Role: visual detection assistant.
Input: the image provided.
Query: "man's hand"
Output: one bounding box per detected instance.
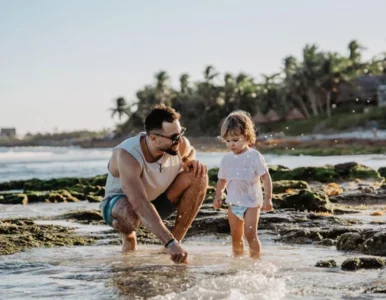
[182,160,207,177]
[213,197,223,209]
[262,199,273,212]
[167,243,188,264]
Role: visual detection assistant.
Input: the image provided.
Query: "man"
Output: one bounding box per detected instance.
[100,105,208,264]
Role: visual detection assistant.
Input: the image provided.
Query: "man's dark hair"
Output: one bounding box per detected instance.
[144,104,181,132]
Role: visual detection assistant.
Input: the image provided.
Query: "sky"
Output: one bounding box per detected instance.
[1,0,385,135]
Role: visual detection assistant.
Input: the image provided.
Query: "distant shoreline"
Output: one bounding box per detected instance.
[1,135,386,156]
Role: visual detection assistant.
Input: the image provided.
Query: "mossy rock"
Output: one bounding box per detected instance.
[86,194,103,202]
[268,165,290,174]
[280,190,332,212]
[208,168,219,186]
[378,167,386,178]
[336,232,365,252]
[315,259,337,268]
[24,178,84,191]
[341,257,386,271]
[0,180,26,191]
[25,191,49,203]
[0,219,95,255]
[0,193,28,205]
[0,174,108,193]
[362,231,386,256]
[271,166,339,183]
[278,229,323,244]
[335,162,381,180]
[272,180,310,194]
[56,210,103,223]
[89,174,107,186]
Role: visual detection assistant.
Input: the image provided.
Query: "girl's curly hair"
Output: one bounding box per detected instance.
[220,110,256,144]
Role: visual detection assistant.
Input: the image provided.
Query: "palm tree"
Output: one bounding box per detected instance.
[348,40,364,65]
[179,73,190,96]
[302,44,324,116]
[110,97,128,121]
[154,70,171,104]
[203,65,219,84]
[223,73,236,112]
[320,52,348,117]
[256,73,281,114]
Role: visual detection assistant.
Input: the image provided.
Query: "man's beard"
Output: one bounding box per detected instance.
[159,144,178,156]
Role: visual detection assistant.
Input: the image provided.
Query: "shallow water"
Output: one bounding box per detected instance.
[1,146,386,299]
[1,233,385,300]
[1,146,385,182]
[1,201,386,299]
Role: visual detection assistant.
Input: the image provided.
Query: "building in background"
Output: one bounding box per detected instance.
[0,128,17,138]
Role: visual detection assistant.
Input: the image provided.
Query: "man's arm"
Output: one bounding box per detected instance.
[180,137,196,162]
[179,137,207,177]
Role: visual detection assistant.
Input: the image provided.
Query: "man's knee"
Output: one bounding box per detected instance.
[111,199,140,232]
[188,172,208,191]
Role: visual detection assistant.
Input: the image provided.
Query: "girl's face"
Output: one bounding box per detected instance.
[224,134,249,154]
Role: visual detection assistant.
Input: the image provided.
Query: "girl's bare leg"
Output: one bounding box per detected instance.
[228,207,244,256]
[244,207,261,258]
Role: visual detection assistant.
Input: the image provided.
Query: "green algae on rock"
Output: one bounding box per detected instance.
[341,257,386,271]
[279,190,332,212]
[315,259,337,268]
[272,180,310,194]
[0,218,96,255]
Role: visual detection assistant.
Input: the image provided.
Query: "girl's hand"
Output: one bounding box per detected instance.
[262,199,273,211]
[213,198,223,209]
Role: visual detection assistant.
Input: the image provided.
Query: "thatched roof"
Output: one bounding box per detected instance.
[265,109,281,122]
[285,108,305,121]
[337,75,386,103]
[252,111,269,124]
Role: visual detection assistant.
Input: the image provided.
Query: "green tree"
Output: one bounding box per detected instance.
[110,97,128,121]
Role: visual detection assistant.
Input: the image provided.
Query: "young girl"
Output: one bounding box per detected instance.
[213,111,273,258]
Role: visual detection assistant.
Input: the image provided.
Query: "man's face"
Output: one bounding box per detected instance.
[152,121,185,156]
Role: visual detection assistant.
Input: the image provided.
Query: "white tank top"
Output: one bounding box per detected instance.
[104,132,182,201]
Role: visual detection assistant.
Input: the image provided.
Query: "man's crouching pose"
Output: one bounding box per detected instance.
[100,105,208,264]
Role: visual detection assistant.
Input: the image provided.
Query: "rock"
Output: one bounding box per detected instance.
[336,232,365,252]
[317,239,336,246]
[362,231,386,256]
[189,215,230,235]
[341,257,386,271]
[0,180,26,191]
[323,227,359,239]
[270,166,339,183]
[377,167,386,178]
[365,287,386,294]
[330,193,386,204]
[335,162,381,180]
[268,165,290,177]
[280,190,332,212]
[54,210,103,224]
[272,180,310,194]
[86,195,103,202]
[315,259,337,268]
[207,168,219,186]
[0,218,95,255]
[277,229,323,244]
[0,193,28,205]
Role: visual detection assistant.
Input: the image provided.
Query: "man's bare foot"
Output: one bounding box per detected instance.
[121,232,137,252]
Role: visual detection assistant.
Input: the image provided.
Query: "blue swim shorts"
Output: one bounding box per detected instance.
[231,205,248,221]
[100,193,177,227]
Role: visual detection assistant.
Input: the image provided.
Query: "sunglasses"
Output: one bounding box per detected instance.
[151,127,186,144]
